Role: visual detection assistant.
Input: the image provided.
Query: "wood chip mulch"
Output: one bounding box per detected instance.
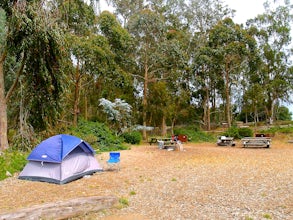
[0,138,292,220]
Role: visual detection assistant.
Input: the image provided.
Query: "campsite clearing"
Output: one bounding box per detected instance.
[0,137,292,219]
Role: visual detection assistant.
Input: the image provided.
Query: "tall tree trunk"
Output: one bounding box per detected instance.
[73,61,81,127]
[206,86,211,131]
[224,67,231,127]
[161,116,167,137]
[203,94,207,130]
[142,61,148,140]
[254,105,257,125]
[84,95,88,120]
[171,118,175,135]
[0,55,9,150]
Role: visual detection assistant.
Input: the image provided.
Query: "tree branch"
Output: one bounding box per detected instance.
[0,50,7,63]
[6,53,26,101]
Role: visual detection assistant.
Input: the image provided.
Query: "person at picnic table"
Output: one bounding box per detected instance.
[172,135,178,142]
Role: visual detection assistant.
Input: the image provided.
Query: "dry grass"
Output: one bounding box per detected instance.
[0,136,292,219]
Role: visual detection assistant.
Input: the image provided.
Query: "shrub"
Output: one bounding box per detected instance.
[222,126,240,139]
[0,150,27,180]
[238,127,253,137]
[222,126,253,139]
[69,120,128,152]
[121,131,142,144]
[174,126,216,142]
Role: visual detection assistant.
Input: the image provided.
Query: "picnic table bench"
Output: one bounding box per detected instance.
[241,137,271,148]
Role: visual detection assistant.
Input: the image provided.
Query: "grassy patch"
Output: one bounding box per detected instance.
[0,150,27,180]
[118,197,129,208]
[263,213,272,219]
[129,191,136,196]
[174,126,216,142]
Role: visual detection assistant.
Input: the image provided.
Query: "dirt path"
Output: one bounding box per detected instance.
[0,139,292,219]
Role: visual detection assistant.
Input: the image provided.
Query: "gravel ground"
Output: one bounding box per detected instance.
[0,137,292,220]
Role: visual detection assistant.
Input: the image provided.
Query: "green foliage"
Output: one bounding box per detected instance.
[263,213,272,219]
[0,8,6,48]
[277,106,292,121]
[174,126,216,142]
[118,197,129,208]
[238,127,254,137]
[121,131,142,144]
[222,126,253,139]
[69,120,128,152]
[3,1,65,131]
[0,150,27,180]
[129,191,136,196]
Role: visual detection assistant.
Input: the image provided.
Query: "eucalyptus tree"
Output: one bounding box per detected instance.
[0,0,64,150]
[126,9,167,139]
[57,0,100,126]
[188,0,232,130]
[127,6,189,138]
[246,0,293,123]
[105,0,144,26]
[207,18,257,127]
[57,1,133,126]
[97,11,135,103]
[242,84,266,124]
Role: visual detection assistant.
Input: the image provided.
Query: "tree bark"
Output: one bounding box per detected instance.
[0,53,9,151]
[73,61,81,127]
[204,85,211,131]
[224,64,231,128]
[161,115,167,137]
[142,61,148,140]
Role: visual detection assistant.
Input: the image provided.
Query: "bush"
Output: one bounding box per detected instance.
[69,120,129,152]
[174,126,216,142]
[0,150,27,180]
[222,126,253,139]
[238,127,253,137]
[222,126,240,139]
[121,131,142,144]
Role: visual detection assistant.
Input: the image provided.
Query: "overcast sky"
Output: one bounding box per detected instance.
[99,0,267,23]
[224,0,266,24]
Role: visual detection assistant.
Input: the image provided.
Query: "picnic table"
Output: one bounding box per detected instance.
[157,138,180,150]
[217,136,235,146]
[241,137,271,148]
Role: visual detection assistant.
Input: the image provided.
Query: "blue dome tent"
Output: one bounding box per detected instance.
[19,134,102,184]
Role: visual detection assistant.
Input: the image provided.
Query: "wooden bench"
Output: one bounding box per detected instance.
[241,137,271,148]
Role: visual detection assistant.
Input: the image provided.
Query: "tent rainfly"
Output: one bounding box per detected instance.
[19,134,102,184]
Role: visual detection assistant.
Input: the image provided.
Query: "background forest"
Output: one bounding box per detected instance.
[0,0,292,152]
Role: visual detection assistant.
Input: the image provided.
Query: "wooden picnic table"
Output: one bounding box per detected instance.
[217,136,235,146]
[241,137,271,148]
[157,138,177,150]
